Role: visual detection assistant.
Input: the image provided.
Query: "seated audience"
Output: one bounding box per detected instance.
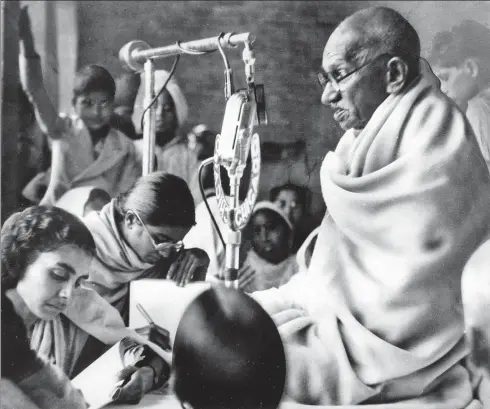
[429,20,490,173]
[238,201,298,293]
[1,206,170,404]
[248,6,490,407]
[18,7,140,205]
[55,186,111,219]
[269,183,315,252]
[132,70,201,202]
[81,171,209,323]
[172,286,285,409]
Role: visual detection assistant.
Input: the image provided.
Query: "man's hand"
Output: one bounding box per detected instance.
[166,248,210,286]
[112,365,154,404]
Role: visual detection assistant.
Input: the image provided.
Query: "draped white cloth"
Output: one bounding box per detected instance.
[252,61,490,407]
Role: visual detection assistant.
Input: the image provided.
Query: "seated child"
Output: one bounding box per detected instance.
[269,183,316,252]
[19,7,140,205]
[55,186,111,219]
[238,201,299,292]
[172,285,286,409]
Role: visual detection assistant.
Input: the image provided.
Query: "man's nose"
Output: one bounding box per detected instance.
[94,104,103,116]
[321,83,340,105]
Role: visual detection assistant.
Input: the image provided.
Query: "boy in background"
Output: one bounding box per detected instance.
[19,7,141,205]
[429,20,490,173]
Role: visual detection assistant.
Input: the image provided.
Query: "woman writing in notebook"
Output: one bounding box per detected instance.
[81,171,210,325]
[1,206,169,408]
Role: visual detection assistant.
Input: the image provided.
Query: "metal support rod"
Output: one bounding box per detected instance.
[142,59,156,176]
[224,174,242,289]
[130,32,253,64]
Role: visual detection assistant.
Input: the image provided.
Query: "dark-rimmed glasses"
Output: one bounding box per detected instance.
[317,53,392,93]
[130,209,184,254]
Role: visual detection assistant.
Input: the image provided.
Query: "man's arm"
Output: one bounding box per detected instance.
[19,7,64,140]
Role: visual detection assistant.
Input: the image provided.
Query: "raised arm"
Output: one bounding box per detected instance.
[18,7,64,140]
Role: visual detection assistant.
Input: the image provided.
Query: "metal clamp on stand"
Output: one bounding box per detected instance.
[119,33,266,289]
[214,39,265,289]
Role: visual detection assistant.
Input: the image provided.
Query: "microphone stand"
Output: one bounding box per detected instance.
[119,33,266,289]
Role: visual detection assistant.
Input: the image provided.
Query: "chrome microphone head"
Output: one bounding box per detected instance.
[119,40,151,72]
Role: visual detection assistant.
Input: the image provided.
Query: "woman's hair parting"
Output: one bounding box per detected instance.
[115,171,196,228]
[1,206,96,290]
[172,286,286,409]
[72,64,116,101]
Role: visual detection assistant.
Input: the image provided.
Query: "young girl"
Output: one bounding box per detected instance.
[238,202,299,292]
[1,206,168,406]
[132,70,201,203]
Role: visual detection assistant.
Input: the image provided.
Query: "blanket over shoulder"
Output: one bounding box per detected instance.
[252,61,490,407]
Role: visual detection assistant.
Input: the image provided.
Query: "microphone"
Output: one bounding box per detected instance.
[214,91,262,288]
[119,33,255,72]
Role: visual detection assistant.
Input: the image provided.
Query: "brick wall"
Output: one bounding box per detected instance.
[76,1,490,217]
[76,1,360,216]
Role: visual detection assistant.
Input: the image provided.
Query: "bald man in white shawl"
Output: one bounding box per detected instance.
[251,7,490,409]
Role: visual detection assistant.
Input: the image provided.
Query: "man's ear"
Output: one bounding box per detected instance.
[463,58,479,78]
[385,57,409,94]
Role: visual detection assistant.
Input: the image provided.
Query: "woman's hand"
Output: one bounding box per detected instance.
[167,248,210,286]
[135,324,171,351]
[112,365,154,404]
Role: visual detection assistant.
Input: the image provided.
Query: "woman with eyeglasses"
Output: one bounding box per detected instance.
[81,171,209,324]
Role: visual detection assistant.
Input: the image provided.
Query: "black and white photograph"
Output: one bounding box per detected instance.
[1,1,490,408]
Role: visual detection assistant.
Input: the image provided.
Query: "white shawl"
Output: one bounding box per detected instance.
[253,61,490,407]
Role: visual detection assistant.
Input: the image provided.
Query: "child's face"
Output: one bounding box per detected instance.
[74,90,114,131]
[432,63,479,107]
[250,210,290,264]
[274,189,304,226]
[155,89,178,144]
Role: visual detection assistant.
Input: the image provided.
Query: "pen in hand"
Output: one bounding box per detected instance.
[135,303,171,351]
[110,375,132,401]
[136,303,155,325]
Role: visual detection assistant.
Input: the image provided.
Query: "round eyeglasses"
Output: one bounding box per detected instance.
[130,209,184,253]
[317,53,393,93]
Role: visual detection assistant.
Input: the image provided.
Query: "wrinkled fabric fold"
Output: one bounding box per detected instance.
[252,60,490,407]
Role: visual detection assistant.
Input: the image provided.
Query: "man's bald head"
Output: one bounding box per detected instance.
[330,7,420,73]
[321,7,421,130]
